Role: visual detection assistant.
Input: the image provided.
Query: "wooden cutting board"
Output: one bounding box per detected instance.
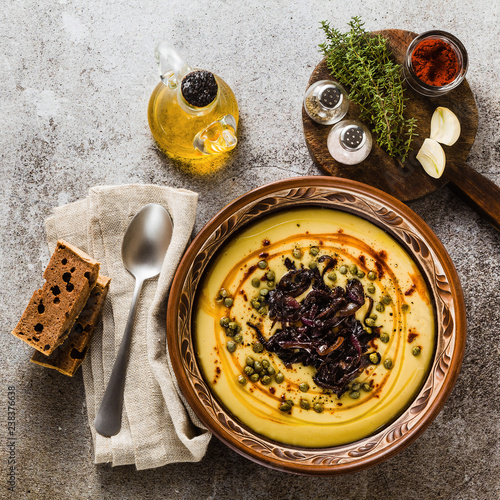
[303,29,500,231]
[303,29,479,201]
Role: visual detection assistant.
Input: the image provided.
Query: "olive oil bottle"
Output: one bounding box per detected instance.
[148,42,239,164]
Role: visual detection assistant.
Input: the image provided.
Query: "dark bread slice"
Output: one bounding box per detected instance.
[11,240,100,355]
[31,275,110,376]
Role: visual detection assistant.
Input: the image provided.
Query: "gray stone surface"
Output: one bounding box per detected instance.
[1,0,499,498]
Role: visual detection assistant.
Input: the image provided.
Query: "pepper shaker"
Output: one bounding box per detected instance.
[327,120,372,165]
[303,80,349,125]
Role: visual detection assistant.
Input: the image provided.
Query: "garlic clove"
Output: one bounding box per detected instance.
[416,138,446,178]
[430,107,461,146]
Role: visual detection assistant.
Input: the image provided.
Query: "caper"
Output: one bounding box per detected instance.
[275,372,284,384]
[260,369,268,377]
[253,361,263,373]
[339,265,348,275]
[220,316,230,327]
[219,288,228,298]
[224,297,233,307]
[262,359,270,369]
[299,382,309,393]
[357,271,365,279]
[367,285,376,294]
[244,366,254,376]
[266,270,275,281]
[279,402,292,412]
[252,341,264,353]
[402,304,410,312]
[308,261,317,270]
[365,327,373,334]
[300,399,311,410]
[310,246,319,256]
[267,366,276,376]
[267,281,275,289]
[251,298,261,309]
[237,375,247,386]
[365,317,375,327]
[259,288,269,297]
[258,306,268,316]
[382,295,392,305]
[350,391,360,399]
[384,358,393,370]
[351,382,361,391]
[349,264,358,274]
[362,383,372,392]
[412,346,421,356]
[251,277,260,288]
[261,375,272,385]
[313,403,324,413]
[292,248,303,259]
[226,341,236,353]
[258,260,267,269]
[327,272,337,282]
[375,302,385,313]
[380,332,390,343]
[250,373,260,382]
[369,313,378,320]
[246,356,254,366]
[369,352,381,364]
[234,333,243,343]
[367,271,377,281]
[228,321,238,330]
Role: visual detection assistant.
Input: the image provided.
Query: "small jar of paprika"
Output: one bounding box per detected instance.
[403,30,468,97]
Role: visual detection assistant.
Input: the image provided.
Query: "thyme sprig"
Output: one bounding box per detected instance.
[319,17,417,162]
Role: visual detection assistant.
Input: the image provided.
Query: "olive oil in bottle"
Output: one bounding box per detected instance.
[147,42,239,165]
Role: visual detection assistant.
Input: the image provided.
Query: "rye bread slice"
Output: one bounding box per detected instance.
[11,240,100,355]
[31,275,110,376]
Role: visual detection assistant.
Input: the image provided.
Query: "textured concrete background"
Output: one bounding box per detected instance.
[1,0,499,498]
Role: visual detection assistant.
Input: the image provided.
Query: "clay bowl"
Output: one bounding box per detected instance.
[166,176,466,475]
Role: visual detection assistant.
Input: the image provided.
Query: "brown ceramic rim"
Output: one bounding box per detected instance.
[166,176,466,475]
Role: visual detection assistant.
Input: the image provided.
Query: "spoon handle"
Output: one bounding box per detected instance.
[95,278,144,437]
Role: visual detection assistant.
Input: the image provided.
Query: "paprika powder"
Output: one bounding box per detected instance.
[411,38,459,86]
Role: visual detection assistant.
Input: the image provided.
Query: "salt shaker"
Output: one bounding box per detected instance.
[303,80,349,125]
[327,120,372,165]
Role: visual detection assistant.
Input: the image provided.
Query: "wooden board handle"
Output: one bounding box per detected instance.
[446,163,500,232]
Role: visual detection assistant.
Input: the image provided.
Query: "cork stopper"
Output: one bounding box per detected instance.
[181,70,218,108]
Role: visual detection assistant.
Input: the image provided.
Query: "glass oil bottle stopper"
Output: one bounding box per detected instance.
[303,80,349,125]
[327,120,373,165]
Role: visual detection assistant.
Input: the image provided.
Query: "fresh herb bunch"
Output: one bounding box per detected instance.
[319,17,417,162]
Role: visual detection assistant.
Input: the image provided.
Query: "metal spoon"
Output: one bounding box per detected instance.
[95,203,173,437]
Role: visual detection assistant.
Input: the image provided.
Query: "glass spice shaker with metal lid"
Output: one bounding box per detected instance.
[303,80,349,125]
[148,41,239,162]
[327,120,372,165]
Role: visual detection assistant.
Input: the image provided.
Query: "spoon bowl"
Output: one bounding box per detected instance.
[95,203,173,437]
[122,204,174,279]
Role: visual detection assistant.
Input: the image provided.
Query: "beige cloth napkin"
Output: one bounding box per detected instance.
[45,184,211,470]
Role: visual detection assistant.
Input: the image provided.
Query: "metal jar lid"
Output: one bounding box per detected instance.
[319,86,342,109]
[339,124,367,151]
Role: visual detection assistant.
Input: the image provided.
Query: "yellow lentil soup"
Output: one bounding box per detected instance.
[194,208,435,447]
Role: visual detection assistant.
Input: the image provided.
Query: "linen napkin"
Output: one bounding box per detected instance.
[44,184,211,470]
